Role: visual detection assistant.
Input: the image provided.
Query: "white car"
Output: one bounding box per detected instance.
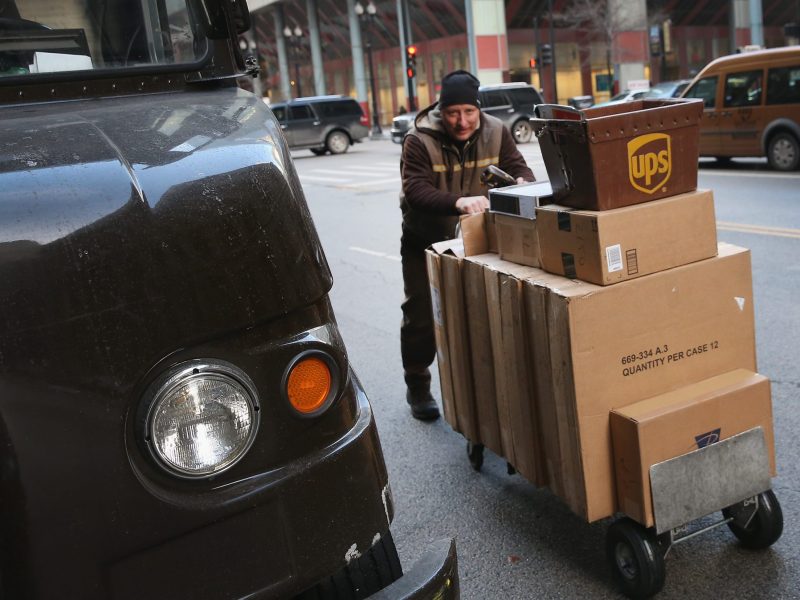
[594,88,650,107]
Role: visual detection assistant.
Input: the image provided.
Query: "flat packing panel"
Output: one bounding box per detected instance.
[650,427,771,534]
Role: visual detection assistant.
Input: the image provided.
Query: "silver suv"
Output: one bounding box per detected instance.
[271,95,369,155]
[391,82,544,144]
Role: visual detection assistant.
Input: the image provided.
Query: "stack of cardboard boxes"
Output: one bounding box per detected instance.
[426,99,776,528]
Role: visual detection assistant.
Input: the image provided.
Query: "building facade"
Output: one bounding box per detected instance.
[247,0,799,124]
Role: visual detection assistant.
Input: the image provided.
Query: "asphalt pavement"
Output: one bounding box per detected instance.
[292,137,800,599]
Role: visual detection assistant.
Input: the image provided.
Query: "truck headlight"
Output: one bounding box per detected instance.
[143,361,260,478]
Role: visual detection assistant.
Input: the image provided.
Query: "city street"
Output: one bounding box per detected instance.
[292,138,800,599]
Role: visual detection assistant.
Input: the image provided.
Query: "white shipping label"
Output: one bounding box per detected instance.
[606,244,623,273]
[430,285,443,327]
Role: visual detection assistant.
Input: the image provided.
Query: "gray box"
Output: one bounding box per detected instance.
[489,181,553,219]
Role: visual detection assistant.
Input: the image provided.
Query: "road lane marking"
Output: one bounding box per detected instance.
[343,177,401,188]
[301,174,350,183]
[701,170,800,179]
[717,221,800,239]
[312,167,397,175]
[350,246,401,261]
[347,221,799,269]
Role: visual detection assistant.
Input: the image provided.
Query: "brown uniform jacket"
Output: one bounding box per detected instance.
[400,104,534,243]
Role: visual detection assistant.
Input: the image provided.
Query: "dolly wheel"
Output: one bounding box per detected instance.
[606,518,666,599]
[466,441,484,471]
[723,489,784,550]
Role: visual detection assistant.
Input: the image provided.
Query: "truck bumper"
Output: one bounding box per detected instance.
[368,538,459,600]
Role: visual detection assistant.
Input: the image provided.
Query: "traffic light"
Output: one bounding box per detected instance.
[529,57,537,69]
[539,43,553,66]
[406,44,417,79]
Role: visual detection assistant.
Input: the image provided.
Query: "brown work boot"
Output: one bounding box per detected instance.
[406,388,440,421]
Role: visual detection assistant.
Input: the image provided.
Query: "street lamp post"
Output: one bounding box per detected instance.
[355,1,382,138]
[283,25,304,99]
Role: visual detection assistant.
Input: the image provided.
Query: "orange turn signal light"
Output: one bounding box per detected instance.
[286,356,332,414]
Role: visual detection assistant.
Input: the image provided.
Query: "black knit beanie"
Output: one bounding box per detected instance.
[438,70,481,108]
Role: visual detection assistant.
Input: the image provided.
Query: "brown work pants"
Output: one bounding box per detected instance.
[400,227,436,392]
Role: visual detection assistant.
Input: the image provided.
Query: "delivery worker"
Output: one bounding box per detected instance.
[399,70,534,420]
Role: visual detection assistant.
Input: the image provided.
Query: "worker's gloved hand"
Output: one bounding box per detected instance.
[455,195,489,214]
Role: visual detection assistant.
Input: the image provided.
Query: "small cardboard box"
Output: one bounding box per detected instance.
[530,243,757,521]
[459,212,496,256]
[610,369,776,528]
[536,189,718,285]
[494,213,540,268]
[427,241,478,441]
[531,99,704,210]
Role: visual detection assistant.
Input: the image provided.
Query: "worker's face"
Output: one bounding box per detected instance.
[441,104,480,142]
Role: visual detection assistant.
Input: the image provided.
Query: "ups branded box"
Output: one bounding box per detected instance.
[531,99,703,210]
[536,189,718,285]
[526,243,757,521]
[610,369,776,528]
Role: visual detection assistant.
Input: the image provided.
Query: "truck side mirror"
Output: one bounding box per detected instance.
[191,0,251,39]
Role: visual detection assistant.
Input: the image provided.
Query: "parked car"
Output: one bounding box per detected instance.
[0,0,458,598]
[391,110,418,143]
[680,46,800,171]
[594,88,650,107]
[478,82,545,143]
[270,95,369,155]
[643,79,692,99]
[391,82,544,144]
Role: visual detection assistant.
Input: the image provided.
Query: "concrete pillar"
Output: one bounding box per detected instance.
[273,5,291,101]
[731,0,753,52]
[610,0,648,92]
[749,0,764,47]
[306,0,326,95]
[346,0,369,110]
[466,0,509,85]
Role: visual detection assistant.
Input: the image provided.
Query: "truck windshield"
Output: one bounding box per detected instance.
[0,0,207,78]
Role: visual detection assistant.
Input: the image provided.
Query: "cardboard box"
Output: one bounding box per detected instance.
[494,213,540,268]
[481,257,547,486]
[459,212,496,256]
[461,253,503,455]
[427,241,479,441]
[424,248,457,427]
[531,99,704,210]
[610,369,776,528]
[521,272,585,499]
[536,189,718,285]
[529,243,757,521]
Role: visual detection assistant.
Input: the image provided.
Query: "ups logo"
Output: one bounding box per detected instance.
[627,133,672,194]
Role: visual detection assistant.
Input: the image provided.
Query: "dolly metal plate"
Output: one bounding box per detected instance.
[650,427,771,534]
